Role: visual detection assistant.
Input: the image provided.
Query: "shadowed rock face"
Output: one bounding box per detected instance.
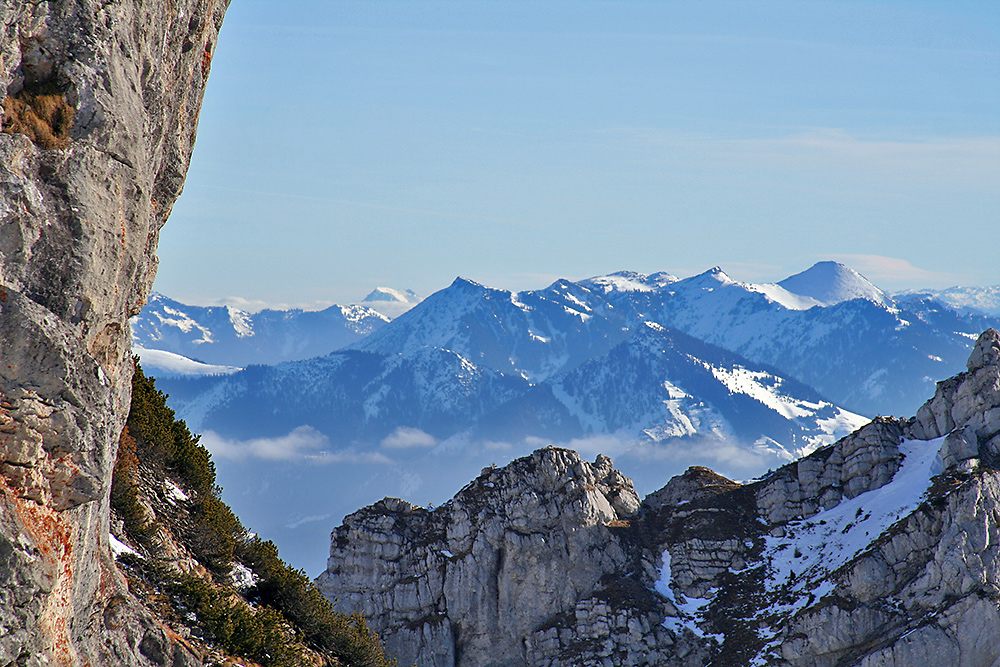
[318,330,1000,667]
[0,1,228,664]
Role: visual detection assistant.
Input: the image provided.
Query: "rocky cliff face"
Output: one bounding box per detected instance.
[0,1,228,664]
[317,329,1000,667]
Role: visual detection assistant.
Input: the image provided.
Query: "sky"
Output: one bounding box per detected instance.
[154,0,1000,310]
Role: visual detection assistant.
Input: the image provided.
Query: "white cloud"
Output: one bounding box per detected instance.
[307,450,394,465]
[178,296,339,314]
[285,514,332,529]
[826,254,968,289]
[381,427,437,450]
[606,126,1000,192]
[201,426,392,464]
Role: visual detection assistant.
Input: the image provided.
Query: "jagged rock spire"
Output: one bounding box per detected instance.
[968,328,1000,372]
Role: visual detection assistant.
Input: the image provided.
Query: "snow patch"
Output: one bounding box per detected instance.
[158,306,214,343]
[164,479,189,503]
[746,283,823,311]
[227,306,254,338]
[230,562,258,590]
[133,346,241,377]
[752,437,944,659]
[655,549,719,638]
[110,534,141,559]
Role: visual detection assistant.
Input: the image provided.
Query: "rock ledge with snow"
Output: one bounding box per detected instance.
[317,329,1000,667]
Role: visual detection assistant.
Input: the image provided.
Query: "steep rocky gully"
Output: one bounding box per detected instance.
[0,1,227,664]
[318,329,1000,667]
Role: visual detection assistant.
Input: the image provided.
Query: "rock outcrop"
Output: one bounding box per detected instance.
[318,329,1000,666]
[315,449,683,667]
[0,1,228,664]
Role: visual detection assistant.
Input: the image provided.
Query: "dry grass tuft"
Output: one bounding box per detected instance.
[2,82,75,149]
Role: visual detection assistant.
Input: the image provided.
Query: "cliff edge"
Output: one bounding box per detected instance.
[0,1,228,664]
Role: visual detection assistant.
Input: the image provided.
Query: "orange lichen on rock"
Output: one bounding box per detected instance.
[1,479,78,666]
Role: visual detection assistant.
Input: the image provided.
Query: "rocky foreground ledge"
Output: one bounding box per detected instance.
[317,329,1000,667]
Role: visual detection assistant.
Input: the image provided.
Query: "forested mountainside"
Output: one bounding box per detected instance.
[108,364,393,666]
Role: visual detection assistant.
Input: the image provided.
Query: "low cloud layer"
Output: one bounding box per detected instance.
[826,254,968,289]
[201,426,391,464]
[381,427,437,450]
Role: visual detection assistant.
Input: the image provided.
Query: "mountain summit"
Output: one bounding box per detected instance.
[778,260,889,307]
[362,287,420,304]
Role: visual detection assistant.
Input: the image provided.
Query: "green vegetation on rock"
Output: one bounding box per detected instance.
[111,361,395,667]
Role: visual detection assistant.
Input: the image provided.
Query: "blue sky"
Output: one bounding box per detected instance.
[155,0,1000,309]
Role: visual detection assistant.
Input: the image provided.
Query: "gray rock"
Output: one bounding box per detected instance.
[0,0,228,664]
[318,330,1000,667]
[316,448,665,667]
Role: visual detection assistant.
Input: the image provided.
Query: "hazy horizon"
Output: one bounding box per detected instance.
[155,1,999,308]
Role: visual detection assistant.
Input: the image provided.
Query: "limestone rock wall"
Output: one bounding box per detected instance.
[319,329,1000,667]
[0,1,228,664]
[316,449,691,667]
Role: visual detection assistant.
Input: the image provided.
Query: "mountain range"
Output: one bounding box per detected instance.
[130,292,390,370]
[141,261,999,572]
[314,329,1000,667]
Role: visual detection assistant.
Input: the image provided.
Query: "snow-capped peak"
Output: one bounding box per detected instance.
[778,261,889,307]
[679,266,736,290]
[362,287,420,304]
[580,270,680,294]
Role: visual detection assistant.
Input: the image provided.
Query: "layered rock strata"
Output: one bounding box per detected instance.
[318,329,1000,667]
[0,1,228,664]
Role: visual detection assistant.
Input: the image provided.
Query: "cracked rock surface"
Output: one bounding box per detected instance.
[0,1,228,664]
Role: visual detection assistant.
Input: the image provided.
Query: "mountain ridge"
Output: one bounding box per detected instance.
[315,328,1000,667]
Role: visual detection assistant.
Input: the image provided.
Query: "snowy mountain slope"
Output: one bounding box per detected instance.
[131,293,389,367]
[587,263,994,416]
[148,264,997,572]
[159,347,529,443]
[469,323,866,458]
[777,260,890,307]
[134,345,241,378]
[578,269,679,294]
[658,292,974,417]
[350,277,631,382]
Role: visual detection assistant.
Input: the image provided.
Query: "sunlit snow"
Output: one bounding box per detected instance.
[110,534,141,559]
[655,437,945,662]
[226,305,254,338]
[752,436,945,659]
[134,346,241,377]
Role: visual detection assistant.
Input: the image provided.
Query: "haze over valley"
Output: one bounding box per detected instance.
[134,262,1000,574]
